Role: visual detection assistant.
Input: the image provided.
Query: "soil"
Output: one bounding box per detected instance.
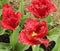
[0,34,10,43]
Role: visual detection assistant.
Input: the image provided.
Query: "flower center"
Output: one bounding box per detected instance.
[32,32,37,37]
[28,32,37,39]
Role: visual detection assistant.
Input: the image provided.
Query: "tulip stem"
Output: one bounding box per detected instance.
[32,45,40,51]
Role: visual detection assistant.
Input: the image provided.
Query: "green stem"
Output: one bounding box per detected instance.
[32,45,40,51]
[18,0,24,14]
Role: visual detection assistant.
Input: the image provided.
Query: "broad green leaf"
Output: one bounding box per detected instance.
[2,0,9,4]
[48,27,60,36]
[15,43,30,51]
[39,48,44,51]
[47,27,60,41]
[0,1,2,8]
[0,0,9,9]
[32,45,40,51]
[0,43,12,51]
[0,9,2,17]
[52,36,60,51]
[0,26,6,35]
[0,29,6,35]
[20,13,30,25]
[10,26,20,50]
[20,13,30,29]
[45,15,52,23]
[45,15,53,30]
[0,49,9,51]
[18,0,24,14]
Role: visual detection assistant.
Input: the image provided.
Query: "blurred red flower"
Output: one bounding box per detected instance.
[1,4,22,30]
[28,0,57,18]
[19,18,49,46]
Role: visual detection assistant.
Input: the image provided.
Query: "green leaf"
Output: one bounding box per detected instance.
[32,45,40,51]
[45,15,52,23]
[15,43,30,51]
[0,0,9,9]
[52,36,60,51]
[0,43,12,51]
[48,27,60,36]
[18,0,24,14]
[0,26,6,35]
[20,13,30,29]
[45,15,53,30]
[0,1,2,8]
[47,27,60,41]
[0,9,2,17]
[0,29,6,35]
[39,48,44,51]
[2,0,9,4]
[10,26,20,51]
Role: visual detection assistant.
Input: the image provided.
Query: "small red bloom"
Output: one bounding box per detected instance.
[19,18,49,46]
[1,4,22,30]
[28,0,57,18]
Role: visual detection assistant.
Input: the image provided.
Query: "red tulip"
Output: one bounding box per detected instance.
[1,4,22,30]
[19,18,49,46]
[28,0,57,18]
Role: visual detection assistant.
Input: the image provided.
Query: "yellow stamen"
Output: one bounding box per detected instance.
[32,32,37,37]
[28,32,37,39]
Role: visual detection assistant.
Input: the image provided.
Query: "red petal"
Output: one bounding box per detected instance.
[19,29,33,45]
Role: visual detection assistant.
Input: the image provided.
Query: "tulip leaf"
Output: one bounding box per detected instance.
[0,0,9,9]
[32,45,40,51]
[0,1,2,9]
[47,28,60,51]
[45,15,52,23]
[52,36,60,51]
[10,26,20,51]
[20,13,30,30]
[48,27,60,36]
[0,26,6,35]
[0,9,2,17]
[18,0,24,14]
[2,0,9,4]
[39,48,44,51]
[15,43,30,51]
[0,43,11,51]
[47,27,60,41]
[45,15,53,30]
[0,29,6,35]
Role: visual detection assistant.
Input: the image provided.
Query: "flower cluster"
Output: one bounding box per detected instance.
[0,0,57,46]
[18,0,56,46]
